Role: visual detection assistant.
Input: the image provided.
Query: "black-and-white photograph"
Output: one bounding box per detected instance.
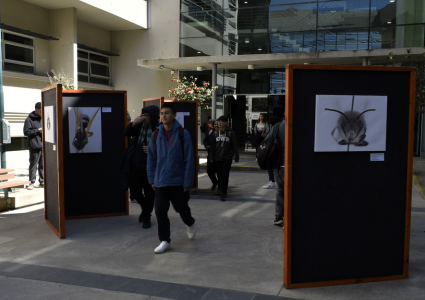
[315,95,387,152]
[68,107,102,153]
[44,105,56,144]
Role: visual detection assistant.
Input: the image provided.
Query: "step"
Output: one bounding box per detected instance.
[0,169,14,174]
[0,180,31,189]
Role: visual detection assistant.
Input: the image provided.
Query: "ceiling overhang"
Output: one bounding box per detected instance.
[24,0,147,31]
[138,47,423,71]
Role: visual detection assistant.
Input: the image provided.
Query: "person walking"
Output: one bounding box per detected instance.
[124,105,159,228]
[264,118,285,226]
[210,116,239,201]
[147,103,196,254]
[262,115,279,189]
[23,102,43,190]
[203,118,218,191]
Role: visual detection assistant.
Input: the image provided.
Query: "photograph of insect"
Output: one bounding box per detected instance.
[44,105,56,144]
[315,95,387,152]
[68,107,102,153]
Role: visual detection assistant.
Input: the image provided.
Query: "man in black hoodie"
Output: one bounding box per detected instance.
[124,105,159,228]
[23,102,43,190]
[210,116,239,201]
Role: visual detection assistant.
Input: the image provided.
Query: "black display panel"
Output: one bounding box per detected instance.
[43,88,60,232]
[62,93,127,217]
[289,68,411,284]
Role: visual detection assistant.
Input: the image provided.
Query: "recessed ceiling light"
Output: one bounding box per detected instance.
[258,48,262,50]
[197,51,201,53]
[387,21,392,24]
[390,0,395,2]
[244,1,248,3]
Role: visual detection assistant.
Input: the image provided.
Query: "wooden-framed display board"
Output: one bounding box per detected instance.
[284,65,415,288]
[42,85,128,239]
[143,97,164,109]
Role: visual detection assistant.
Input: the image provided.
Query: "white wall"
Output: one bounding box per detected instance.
[77,21,111,51]
[49,8,77,87]
[111,0,180,119]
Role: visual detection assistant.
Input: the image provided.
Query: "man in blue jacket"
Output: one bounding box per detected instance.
[147,103,196,254]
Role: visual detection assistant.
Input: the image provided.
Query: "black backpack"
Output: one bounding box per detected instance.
[256,122,282,170]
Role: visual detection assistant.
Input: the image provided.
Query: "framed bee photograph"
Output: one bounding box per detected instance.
[314,95,388,152]
[68,107,102,153]
[44,105,56,144]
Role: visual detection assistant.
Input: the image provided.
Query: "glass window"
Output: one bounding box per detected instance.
[369,25,424,50]
[91,63,110,77]
[90,53,109,64]
[78,49,111,85]
[270,31,316,53]
[181,0,224,13]
[78,75,89,82]
[2,32,35,74]
[4,32,33,46]
[180,37,224,56]
[78,60,89,74]
[317,28,369,51]
[371,0,425,26]
[318,0,370,30]
[270,3,317,33]
[180,11,226,38]
[78,50,88,59]
[5,44,33,63]
[237,33,268,54]
[236,7,269,34]
[4,63,34,74]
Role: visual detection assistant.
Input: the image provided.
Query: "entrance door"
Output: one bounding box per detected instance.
[246,95,268,151]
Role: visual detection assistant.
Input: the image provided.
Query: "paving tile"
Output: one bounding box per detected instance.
[114,277,169,295]
[176,286,211,300]
[253,294,299,300]
[0,263,61,280]
[202,289,255,300]
[43,269,129,290]
[0,236,17,245]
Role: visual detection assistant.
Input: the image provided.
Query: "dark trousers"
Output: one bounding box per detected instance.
[29,149,43,184]
[128,174,155,220]
[268,169,275,182]
[273,167,284,219]
[155,186,195,243]
[207,154,218,185]
[216,159,232,196]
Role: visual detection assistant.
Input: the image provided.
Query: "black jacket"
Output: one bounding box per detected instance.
[211,126,239,162]
[123,105,160,176]
[203,127,215,151]
[23,111,42,150]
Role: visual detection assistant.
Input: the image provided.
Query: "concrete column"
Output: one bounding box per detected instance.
[49,8,78,89]
[362,57,369,66]
[211,63,217,119]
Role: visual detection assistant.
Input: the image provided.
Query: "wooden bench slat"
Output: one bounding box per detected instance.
[0,180,31,189]
[0,174,15,180]
[0,169,14,174]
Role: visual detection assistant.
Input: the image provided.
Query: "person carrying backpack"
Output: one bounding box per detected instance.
[260,118,285,226]
[147,103,196,254]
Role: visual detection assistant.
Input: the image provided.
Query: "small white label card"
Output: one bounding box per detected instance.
[370,153,384,161]
[102,107,112,112]
[53,144,56,151]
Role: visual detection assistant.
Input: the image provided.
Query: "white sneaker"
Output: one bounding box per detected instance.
[187,223,196,240]
[154,241,170,254]
[263,181,275,189]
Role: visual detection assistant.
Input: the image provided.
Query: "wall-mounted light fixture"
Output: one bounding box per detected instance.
[159,65,164,69]
[248,65,255,70]
[197,66,204,71]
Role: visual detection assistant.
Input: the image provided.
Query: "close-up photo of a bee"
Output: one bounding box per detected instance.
[70,107,102,153]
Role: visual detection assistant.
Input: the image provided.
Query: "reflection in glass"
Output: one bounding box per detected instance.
[180,37,224,56]
[270,32,316,53]
[317,28,368,51]
[270,3,317,33]
[5,44,33,63]
[371,0,425,26]
[318,0,370,29]
[181,11,227,38]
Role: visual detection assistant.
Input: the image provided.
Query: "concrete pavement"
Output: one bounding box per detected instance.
[0,168,424,299]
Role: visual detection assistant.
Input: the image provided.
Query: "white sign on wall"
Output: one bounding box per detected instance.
[44,106,56,144]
